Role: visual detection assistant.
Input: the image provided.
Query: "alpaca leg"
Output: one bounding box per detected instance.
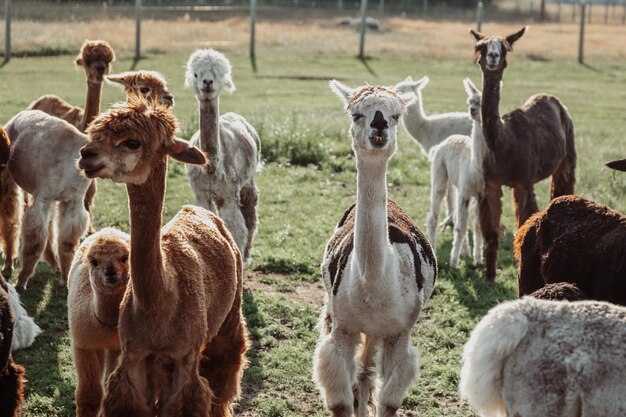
[450,196,470,269]
[377,332,419,417]
[42,205,60,274]
[57,200,89,285]
[74,348,105,417]
[0,174,22,277]
[440,185,456,229]
[193,190,217,214]
[313,328,360,416]
[512,186,538,229]
[84,180,97,235]
[103,355,153,417]
[15,197,53,291]
[218,199,248,259]
[354,335,379,417]
[426,165,448,249]
[472,200,484,265]
[239,181,259,263]
[478,182,503,282]
[159,352,212,417]
[0,358,25,417]
[104,349,121,381]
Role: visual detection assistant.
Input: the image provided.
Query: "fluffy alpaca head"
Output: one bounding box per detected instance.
[470,27,526,73]
[330,80,405,158]
[86,229,130,294]
[463,78,482,121]
[392,75,429,99]
[184,49,235,101]
[75,40,116,83]
[106,71,174,107]
[607,159,626,172]
[79,98,206,184]
[0,126,9,171]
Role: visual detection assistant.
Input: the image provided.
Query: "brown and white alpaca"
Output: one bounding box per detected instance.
[68,227,130,417]
[0,276,26,417]
[470,27,576,281]
[514,159,626,305]
[5,111,91,290]
[313,81,437,417]
[77,99,248,417]
[0,126,22,278]
[184,49,261,262]
[106,70,174,107]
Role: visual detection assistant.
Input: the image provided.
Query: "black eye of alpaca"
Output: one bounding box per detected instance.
[352,114,364,122]
[90,259,99,268]
[123,140,141,150]
[120,255,128,264]
[139,87,150,95]
[194,73,198,78]
[391,114,401,122]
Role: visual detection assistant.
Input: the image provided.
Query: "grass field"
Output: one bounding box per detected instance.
[1,15,625,417]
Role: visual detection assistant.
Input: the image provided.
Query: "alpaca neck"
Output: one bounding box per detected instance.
[406,94,426,122]
[92,288,124,330]
[481,72,503,151]
[353,155,390,281]
[80,81,103,132]
[126,159,168,311]
[471,118,487,171]
[198,98,222,165]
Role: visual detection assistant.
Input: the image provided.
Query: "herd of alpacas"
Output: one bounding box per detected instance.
[0,25,625,417]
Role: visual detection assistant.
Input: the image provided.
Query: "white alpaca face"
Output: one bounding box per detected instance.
[463,79,482,121]
[185,49,235,101]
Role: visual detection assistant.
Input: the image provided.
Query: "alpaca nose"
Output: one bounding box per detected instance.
[370,111,388,133]
[163,94,174,103]
[96,62,106,73]
[80,146,98,159]
[105,266,118,283]
[203,79,213,89]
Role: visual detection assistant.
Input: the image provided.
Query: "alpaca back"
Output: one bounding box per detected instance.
[28,95,84,128]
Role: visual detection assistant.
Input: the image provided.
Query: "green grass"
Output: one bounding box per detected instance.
[1,44,625,417]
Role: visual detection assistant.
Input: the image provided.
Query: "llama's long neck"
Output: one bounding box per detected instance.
[406,93,426,122]
[470,116,488,171]
[198,98,222,165]
[480,72,503,151]
[126,159,168,311]
[92,287,125,329]
[80,81,103,132]
[353,155,390,281]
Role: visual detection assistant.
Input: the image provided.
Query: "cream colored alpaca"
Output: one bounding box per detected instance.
[185,49,261,262]
[5,111,90,290]
[314,81,437,417]
[68,227,130,417]
[78,99,249,417]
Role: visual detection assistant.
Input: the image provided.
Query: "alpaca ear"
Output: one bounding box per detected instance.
[414,75,429,92]
[463,78,479,96]
[75,57,84,67]
[470,29,485,41]
[606,159,626,172]
[223,74,236,93]
[392,78,418,96]
[106,73,131,88]
[167,138,207,166]
[506,26,527,47]
[329,80,353,104]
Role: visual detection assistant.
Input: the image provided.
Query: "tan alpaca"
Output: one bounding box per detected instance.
[68,227,130,417]
[78,99,249,417]
[106,70,174,106]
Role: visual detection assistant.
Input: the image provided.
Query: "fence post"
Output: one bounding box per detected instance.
[379,0,384,12]
[476,1,484,32]
[250,0,257,70]
[623,0,626,23]
[338,0,343,9]
[588,1,592,22]
[135,0,141,61]
[3,0,11,63]
[422,0,428,12]
[579,0,586,64]
[557,0,562,22]
[605,0,609,23]
[573,0,577,21]
[358,0,368,59]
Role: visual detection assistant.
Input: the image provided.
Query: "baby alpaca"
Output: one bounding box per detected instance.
[68,227,130,417]
[426,78,485,268]
[460,297,626,417]
[7,284,42,350]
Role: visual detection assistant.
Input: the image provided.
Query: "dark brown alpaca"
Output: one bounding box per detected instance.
[514,159,626,305]
[471,26,576,281]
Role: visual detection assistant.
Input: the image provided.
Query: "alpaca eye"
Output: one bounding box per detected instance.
[120,255,128,264]
[194,73,198,78]
[123,140,141,150]
[391,114,401,122]
[139,87,150,95]
[90,259,99,268]
[352,114,364,122]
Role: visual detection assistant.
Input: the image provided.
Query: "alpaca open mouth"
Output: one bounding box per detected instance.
[82,165,105,178]
[370,135,387,148]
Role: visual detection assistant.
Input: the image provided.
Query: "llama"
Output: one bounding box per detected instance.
[68,227,130,417]
[7,284,42,349]
[460,297,626,417]
[77,98,249,417]
[514,159,626,305]
[0,126,22,278]
[528,282,586,301]
[0,276,26,417]
[5,110,91,290]
[426,78,485,268]
[313,81,437,417]
[471,27,576,281]
[106,70,174,106]
[184,49,261,262]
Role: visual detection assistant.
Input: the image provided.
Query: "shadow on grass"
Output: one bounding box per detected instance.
[357,56,377,76]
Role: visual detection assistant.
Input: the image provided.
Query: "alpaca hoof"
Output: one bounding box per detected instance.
[1,267,12,279]
[15,282,27,292]
[439,218,454,229]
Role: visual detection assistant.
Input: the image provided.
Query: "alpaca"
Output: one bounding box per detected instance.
[528,282,586,301]
[184,49,261,262]
[460,297,626,417]
[77,99,249,417]
[514,161,626,305]
[313,81,437,417]
[106,70,174,106]
[68,227,130,417]
[7,284,42,349]
[471,27,576,281]
[0,126,22,278]
[0,126,8,170]
[5,110,91,290]
[0,276,26,417]
[426,78,485,268]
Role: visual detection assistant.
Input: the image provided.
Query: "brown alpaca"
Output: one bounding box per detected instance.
[0,127,9,170]
[0,276,26,417]
[106,70,174,107]
[68,227,130,417]
[0,127,22,278]
[78,99,249,417]
[470,27,576,281]
[528,282,586,301]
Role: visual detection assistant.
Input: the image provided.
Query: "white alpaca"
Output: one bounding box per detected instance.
[313,81,437,417]
[184,49,261,262]
[460,297,626,417]
[426,78,486,268]
[7,284,42,349]
[5,110,90,290]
